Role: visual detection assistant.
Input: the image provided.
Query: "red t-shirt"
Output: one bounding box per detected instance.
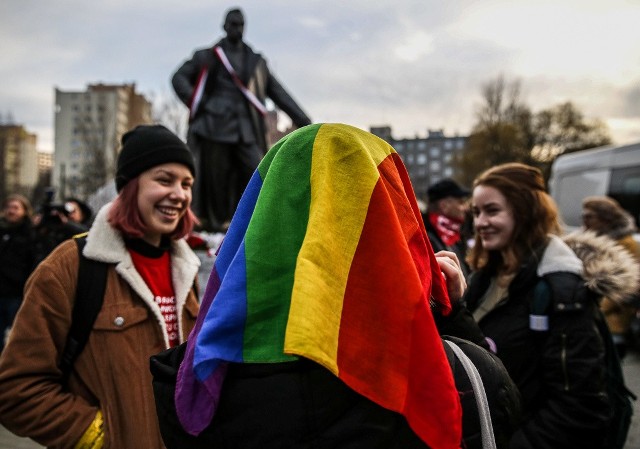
[129,248,179,347]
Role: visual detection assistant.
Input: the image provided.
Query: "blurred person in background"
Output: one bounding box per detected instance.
[424,178,471,279]
[0,194,35,352]
[581,195,640,359]
[31,190,88,265]
[64,197,94,229]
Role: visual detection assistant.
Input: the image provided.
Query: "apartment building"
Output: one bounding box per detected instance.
[370,126,467,199]
[53,83,152,198]
[0,124,39,200]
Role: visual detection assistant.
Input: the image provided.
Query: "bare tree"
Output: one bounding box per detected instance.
[456,75,536,185]
[148,89,189,140]
[72,116,115,199]
[532,102,611,162]
[456,77,611,184]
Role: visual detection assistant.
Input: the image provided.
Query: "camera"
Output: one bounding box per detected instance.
[39,188,73,224]
[33,188,86,265]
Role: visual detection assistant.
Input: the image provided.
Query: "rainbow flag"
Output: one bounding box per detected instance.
[176,123,462,448]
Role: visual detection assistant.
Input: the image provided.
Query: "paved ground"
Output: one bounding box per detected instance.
[1,251,639,448]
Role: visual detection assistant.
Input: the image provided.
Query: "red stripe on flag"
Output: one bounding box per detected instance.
[337,154,461,448]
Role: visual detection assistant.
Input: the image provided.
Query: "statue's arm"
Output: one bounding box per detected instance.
[266,74,311,128]
[171,52,202,107]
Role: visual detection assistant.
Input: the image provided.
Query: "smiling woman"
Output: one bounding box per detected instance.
[448,162,613,449]
[0,125,202,449]
[135,164,194,245]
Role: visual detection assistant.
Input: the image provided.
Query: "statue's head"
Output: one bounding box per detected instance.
[223,8,244,44]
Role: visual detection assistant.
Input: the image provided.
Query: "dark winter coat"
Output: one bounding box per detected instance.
[463,235,610,449]
[151,336,521,449]
[0,217,35,298]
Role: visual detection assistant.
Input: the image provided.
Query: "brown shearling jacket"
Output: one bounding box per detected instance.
[0,204,200,449]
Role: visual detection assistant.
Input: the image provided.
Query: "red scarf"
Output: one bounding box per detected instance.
[428,212,463,246]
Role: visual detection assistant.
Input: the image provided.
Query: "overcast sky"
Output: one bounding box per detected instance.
[2,0,640,153]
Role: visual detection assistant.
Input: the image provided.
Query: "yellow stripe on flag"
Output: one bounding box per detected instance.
[285,124,395,373]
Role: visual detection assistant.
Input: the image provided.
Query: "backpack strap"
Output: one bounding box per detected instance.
[444,339,497,449]
[59,234,108,382]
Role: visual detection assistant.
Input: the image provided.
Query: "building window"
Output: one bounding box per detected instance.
[417,154,427,165]
[430,147,441,157]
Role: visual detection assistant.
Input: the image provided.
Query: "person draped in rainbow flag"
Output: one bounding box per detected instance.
[172,123,463,448]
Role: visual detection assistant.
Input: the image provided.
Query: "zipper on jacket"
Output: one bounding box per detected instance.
[561,333,570,391]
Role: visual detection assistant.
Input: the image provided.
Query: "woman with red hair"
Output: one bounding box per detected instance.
[0,125,201,448]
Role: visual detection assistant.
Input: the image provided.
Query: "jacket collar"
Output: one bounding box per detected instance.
[83,203,200,345]
[536,234,583,277]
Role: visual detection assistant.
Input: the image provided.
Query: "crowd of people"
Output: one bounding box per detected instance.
[0,192,94,352]
[1,6,639,449]
[1,123,638,449]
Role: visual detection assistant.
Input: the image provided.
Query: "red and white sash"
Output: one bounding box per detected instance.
[188,68,208,121]
[189,46,267,120]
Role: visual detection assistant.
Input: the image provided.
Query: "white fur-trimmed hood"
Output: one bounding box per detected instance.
[537,234,584,277]
[562,230,640,303]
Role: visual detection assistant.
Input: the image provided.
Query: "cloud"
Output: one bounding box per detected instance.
[449,0,640,83]
[2,0,640,151]
[621,83,640,117]
[394,31,435,62]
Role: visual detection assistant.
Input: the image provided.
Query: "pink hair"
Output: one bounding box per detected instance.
[107,178,197,240]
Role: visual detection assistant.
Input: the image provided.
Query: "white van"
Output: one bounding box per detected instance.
[548,142,640,233]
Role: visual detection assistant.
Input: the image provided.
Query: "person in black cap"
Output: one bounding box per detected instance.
[0,124,201,448]
[424,178,471,279]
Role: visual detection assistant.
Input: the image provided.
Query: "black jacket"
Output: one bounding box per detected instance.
[151,337,520,449]
[463,236,610,449]
[0,218,35,298]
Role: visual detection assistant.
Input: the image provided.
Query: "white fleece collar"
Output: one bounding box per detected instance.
[537,234,583,277]
[82,202,200,346]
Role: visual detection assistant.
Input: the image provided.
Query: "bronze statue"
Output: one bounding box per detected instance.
[172,7,312,232]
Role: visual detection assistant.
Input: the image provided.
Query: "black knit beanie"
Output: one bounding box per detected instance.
[115,125,196,192]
